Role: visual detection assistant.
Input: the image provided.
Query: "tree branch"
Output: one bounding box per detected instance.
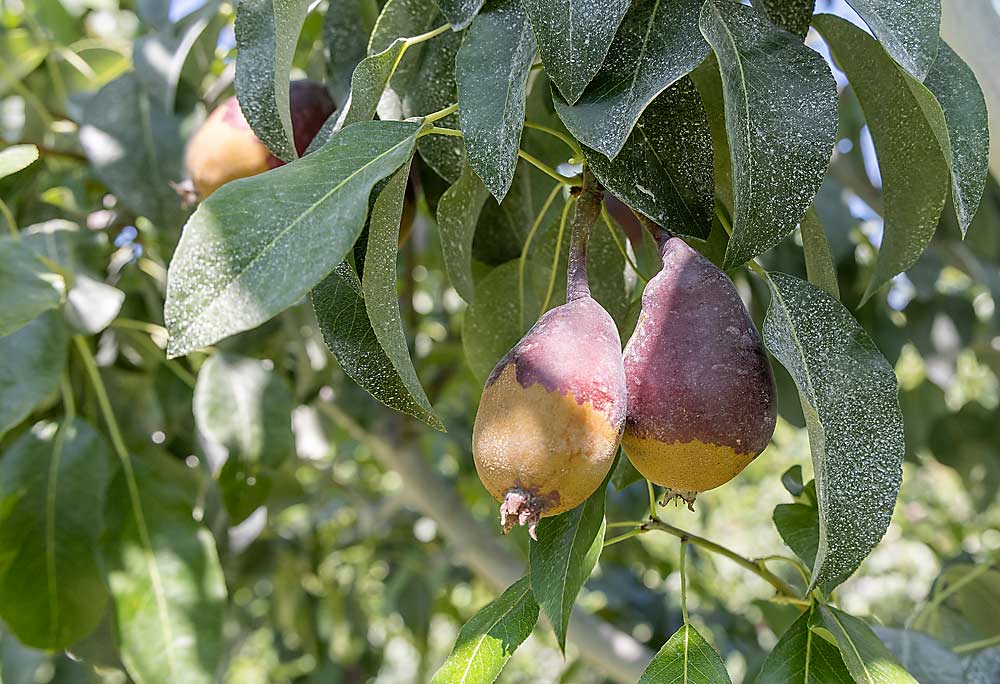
[317,402,653,683]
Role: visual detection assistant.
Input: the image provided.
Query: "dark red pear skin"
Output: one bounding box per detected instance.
[473,296,627,535]
[622,237,777,499]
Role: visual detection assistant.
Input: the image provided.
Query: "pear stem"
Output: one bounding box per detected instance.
[635,213,671,255]
[566,168,603,301]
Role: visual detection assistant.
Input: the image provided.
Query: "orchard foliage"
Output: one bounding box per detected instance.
[0,0,998,683]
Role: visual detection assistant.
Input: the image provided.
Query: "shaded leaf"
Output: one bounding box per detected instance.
[749,0,814,39]
[763,273,902,590]
[0,312,66,440]
[552,0,707,159]
[912,563,1000,649]
[873,627,966,684]
[193,353,294,523]
[700,0,837,269]
[522,0,630,105]
[800,206,840,299]
[780,464,805,497]
[844,0,940,80]
[313,263,445,429]
[315,38,407,150]
[755,609,853,683]
[923,40,990,235]
[323,0,376,105]
[369,0,464,181]
[819,606,919,684]
[79,73,185,226]
[584,77,713,239]
[164,120,419,357]
[435,0,484,30]
[362,162,444,429]
[0,419,112,650]
[437,164,490,303]
[773,503,819,569]
[104,451,226,684]
[529,483,606,652]
[639,622,732,683]
[0,144,38,179]
[234,0,312,161]
[0,237,62,337]
[456,0,535,201]
[431,576,539,684]
[462,260,526,381]
[965,649,1000,684]
[133,1,222,110]
[813,14,950,303]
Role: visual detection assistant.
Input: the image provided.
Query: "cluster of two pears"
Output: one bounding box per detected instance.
[472,191,776,538]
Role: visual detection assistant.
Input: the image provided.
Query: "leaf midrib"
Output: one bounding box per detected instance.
[456,585,531,683]
[176,133,413,345]
[705,0,754,257]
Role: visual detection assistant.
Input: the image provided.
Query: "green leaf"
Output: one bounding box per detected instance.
[690,55,734,215]
[529,483,606,652]
[639,622,732,684]
[0,144,39,180]
[965,649,1000,684]
[912,563,1000,648]
[64,274,125,335]
[315,39,407,150]
[586,201,628,328]
[193,353,294,523]
[700,0,837,270]
[369,0,464,182]
[923,40,990,235]
[323,0,374,105]
[749,0,814,39]
[133,2,222,110]
[431,576,539,684]
[773,503,819,569]
[0,312,66,440]
[522,0,630,105]
[462,260,526,381]
[610,451,643,490]
[437,164,491,303]
[455,0,535,202]
[0,238,63,337]
[819,606,919,684]
[763,272,903,591]
[136,0,171,28]
[812,15,950,303]
[313,262,445,429]
[780,464,805,497]
[843,0,941,80]
[754,609,853,683]
[552,0,708,159]
[104,451,227,684]
[873,627,966,684]
[0,419,112,650]
[164,120,419,358]
[234,0,312,161]
[362,162,445,429]
[800,206,840,299]
[79,73,185,226]
[435,0,483,30]
[584,77,714,239]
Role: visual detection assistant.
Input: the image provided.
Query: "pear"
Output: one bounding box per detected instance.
[622,237,777,506]
[184,80,334,198]
[473,180,626,538]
